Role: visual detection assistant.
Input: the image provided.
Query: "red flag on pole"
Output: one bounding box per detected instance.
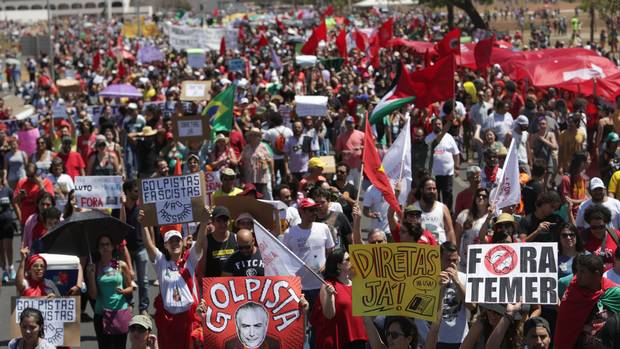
[474,35,495,71]
[93,51,101,71]
[275,17,285,31]
[335,29,347,58]
[238,25,246,42]
[352,30,368,52]
[257,35,269,48]
[436,28,461,57]
[363,113,402,215]
[323,5,334,17]
[408,54,456,107]
[377,17,394,47]
[220,36,226,56]
[423,48,432,68]
[300,21,327,55]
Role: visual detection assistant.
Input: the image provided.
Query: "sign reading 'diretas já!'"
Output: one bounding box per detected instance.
[202,276,305,349]
[350,243,441,322]
[465,243,558,304]
[140,172,208,226]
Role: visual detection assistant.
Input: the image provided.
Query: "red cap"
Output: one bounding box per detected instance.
[298,198,319,209]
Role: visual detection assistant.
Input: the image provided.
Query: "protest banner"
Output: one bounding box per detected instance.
[137,45,164,63]
[11,296,80,346]
[187,48,206,68]
[180,80,211,101]
[172,114,210,142]
[215,196,280,236]
[317,155,336,174]
[295,95,328,117]
[204,171,221,206]
[140,172,208,226]
[227,58,245,72]
[75,176,123,209]
[202,276,304,349]
[167,24,238,51]
[52,103,68,119]
[465,243,558,304]
[350,243,441,321]
[17,128,39,155]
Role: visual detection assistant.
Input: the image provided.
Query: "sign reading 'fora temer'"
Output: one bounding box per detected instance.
[466,243,558,304]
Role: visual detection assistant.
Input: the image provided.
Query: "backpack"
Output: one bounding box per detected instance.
[274,129,286,155]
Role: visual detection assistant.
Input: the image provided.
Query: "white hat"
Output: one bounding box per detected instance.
[163,230,182,243]
[590,177,605,191]
[515,115,529,126]
[240,97,249,104]
[128,102,138,110]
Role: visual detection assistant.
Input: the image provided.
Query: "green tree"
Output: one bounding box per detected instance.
[420,0,490,29]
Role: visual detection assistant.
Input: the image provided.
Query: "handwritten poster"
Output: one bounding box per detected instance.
[140,173,208,226]
[187,49,206,68]
[11,297,81,346]
[181,80,211,101]
[227,58,245,72]
[75,176,123,209]
[202,277,304,349]
[137,45,164,63]
[350,243,441,321]
[172,114,210,142]
[205,171,221,206]
[294,95,328,117]
[466,243,558,304]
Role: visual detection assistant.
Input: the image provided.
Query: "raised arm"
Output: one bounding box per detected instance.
[363,317,388,349]
[352,204,363,245]
[15,246,29,295]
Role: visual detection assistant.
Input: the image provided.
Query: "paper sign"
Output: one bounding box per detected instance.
[295,95,328,117]
[202,277,304,349]
[317,155,336,174]
[181,80,211,101]
[204,171,221,206]
[75,176,123,209]
[167,24,238,51]
[350,243,441,321]
[172,114,210,142]
[187,50,205,68]
[17,128,40,155]
[227,58,245,72]
[137,45,164,63]
[52,104,68,119]
[466,243,558,304]
[140,172,208,226]
[11,297,81,346]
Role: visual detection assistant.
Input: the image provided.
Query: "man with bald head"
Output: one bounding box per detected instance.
[222,229,264,277]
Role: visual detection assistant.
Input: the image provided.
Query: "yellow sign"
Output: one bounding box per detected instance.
[122,22,159,38]
[350,243,441,321]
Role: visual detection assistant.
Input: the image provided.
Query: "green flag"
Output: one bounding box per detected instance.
[202,84,235,136]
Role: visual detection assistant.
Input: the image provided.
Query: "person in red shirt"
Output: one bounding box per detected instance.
[227,129,246,160]
[583,204,619,271]
[56,136,85,180]
[76,120,96,163]
[14,162,54,227]
[388,205,438,245]
[454,166,482,216]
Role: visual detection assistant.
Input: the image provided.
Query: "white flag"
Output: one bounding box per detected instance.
[490,139,521,213]
[382,117,412,205]
[253,220,324,284]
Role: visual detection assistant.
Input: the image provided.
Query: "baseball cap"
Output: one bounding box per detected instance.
[607,132,620,143]
[308,157,325,169]
[403,205,422,215]
[494,213,515,225]
[240,97,249,104]
[221,167,235,177]
[298,198,319,209]
[128,102,138,110]
[212,206,231,219]
[240,183,263,198]
[235,212,253,224]
[163,230,182,243]
[515,115,529,126]
[95,134,106,145]
[345,116,355,123]
[523,317,551,337]
[129,314,153,331]
[590,177,605,190]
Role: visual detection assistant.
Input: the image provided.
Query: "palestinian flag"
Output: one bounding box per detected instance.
[369,64,417,124]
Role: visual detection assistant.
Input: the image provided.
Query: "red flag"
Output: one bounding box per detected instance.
[436,28,461,57]
[323,5,334,17]
[352,30,368,52]
[407,54,456,107]
[363,113,401,215]
[257,35,269,48]
[300,21,327,55]
[213,7,219,18]
[474,35,494,71]
[220,36,226,56]
[377,17,394,47]
[93,51,101,71]
[335,29,347,58]
[275,17,285,31]
[423,48,432,68]
[116,34,123,48]
[173,157,182,176]
[297,10,304,20]
[238,25,246,42]
[116,60,126,82]
[369,44,380,68]
[315,20,327,42]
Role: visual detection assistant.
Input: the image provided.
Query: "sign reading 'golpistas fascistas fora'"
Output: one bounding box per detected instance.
[466,243,558,304]
[202,276,305,349]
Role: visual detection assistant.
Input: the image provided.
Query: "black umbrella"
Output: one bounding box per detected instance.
[41,210,133,258]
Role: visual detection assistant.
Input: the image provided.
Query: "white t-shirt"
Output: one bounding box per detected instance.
[416,272,469,344]
[425,132,460,176]
[456,210,488,271]
[282,222,335,291]
[413,201,448,244]
[575,197,620,230]
[264,125,294,160]
[363,185,389,233]
[604,269,620,284]
[153,243,201,314]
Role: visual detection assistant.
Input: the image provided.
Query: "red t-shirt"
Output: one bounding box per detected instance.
[56,151,85,180]
[454,188,474,216]
[13,178,54,226]
[31,219,47,241]
[77,133,96,164]
[229,130,246,159]
[584,231,619,271]
[392,224,438,245]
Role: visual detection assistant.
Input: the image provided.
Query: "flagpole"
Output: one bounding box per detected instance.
[396,117,410,186]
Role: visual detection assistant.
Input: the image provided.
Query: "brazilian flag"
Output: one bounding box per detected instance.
[202,84,235,137]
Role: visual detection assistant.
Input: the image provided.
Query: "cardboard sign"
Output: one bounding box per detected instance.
[227,58,245,72]
[187,49,206,68]
[75,176,123,209]
[350,243,441,321]
[52,103,68,119]
[204,171,222,206]
[466,243,558,304]
[140,172,208,226]
[295,95,328,117]
[172,114,210,142]
[181,80,211,101]
[317,155,336,174]
[167,24,238,51]
[11,297,81,347]
[202,277,304,349]
[214,195,280,236]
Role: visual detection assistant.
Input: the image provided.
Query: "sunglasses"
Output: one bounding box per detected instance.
[561,233,576,239]
[386,331,405,340]
[368,240,385,244]
[476,194,488,199]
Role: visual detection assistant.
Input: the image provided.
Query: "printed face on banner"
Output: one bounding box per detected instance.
[75,176,123,209]
[202,276,305,349]
[350,243,441,321]
[466,243,558,304]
